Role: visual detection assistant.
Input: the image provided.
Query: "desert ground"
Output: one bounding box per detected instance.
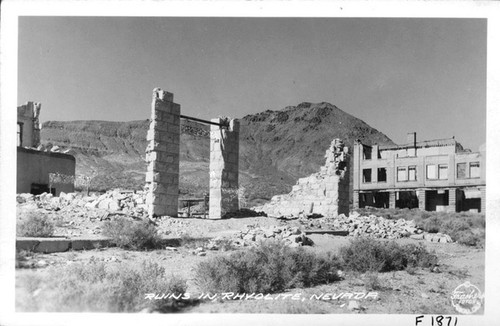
[15,191,485,315]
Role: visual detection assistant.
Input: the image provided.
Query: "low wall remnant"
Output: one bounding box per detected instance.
[256,138,350,217]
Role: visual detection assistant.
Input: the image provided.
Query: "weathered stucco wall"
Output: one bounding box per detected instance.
[17,147,76,196]
[256,139,350,217]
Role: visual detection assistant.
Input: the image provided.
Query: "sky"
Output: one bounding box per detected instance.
[17,17,486,151]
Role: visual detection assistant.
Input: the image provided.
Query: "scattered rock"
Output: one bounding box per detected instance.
[347,300,361,310]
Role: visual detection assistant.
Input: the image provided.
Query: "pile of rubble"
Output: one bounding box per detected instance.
[17,190,149,219]
[301,211,452,243]
[227,224,314,248]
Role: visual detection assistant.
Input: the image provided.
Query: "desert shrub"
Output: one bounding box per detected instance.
[453,230,483,247]
[419,216,442,233]
[15,250,35,268]
[194,240,342,293]
[402,243,438,268]
[17,212,55,237]
[102,218,162,250]
[363,272,382,291]
[38,259,187,312]
[339,238,437,273]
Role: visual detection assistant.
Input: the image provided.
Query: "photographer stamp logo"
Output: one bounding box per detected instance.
[451,281,483,314]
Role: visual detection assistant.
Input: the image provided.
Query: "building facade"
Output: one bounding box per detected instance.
[17,102,76,196]
[353,133,485,213]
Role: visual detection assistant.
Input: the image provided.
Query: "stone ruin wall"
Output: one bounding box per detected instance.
[145,88,240,219]
[257,139,350,217]
[17,101,41,148]
[145,88,181,217]
[209,118,240,219]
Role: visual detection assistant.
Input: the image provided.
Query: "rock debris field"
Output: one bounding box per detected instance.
[17,189,453,245]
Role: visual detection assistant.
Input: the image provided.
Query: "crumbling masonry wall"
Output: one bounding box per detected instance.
[17,101,41,148]
[257,139,350,217]
[145,88,180,217]
[209,118,240,219]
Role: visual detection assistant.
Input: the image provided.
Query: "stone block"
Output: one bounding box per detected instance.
[171,103,181,115]
[166,142,180,154]
[36,238,71,253]
[71,238,113,250]
[228,153,238,163]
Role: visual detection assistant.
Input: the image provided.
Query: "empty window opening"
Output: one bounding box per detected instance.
[426,165,437,180]
[362,146,372,160]
[397,167,407,182]
[377,168,387,182]
[439,164,448,180]
[470,162,480,178]
[363,169,372,183]
[408,166,417,181]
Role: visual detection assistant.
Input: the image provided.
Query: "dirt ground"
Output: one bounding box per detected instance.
[15,215,485,314]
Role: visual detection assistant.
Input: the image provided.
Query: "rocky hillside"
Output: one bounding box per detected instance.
[40,102,394,206]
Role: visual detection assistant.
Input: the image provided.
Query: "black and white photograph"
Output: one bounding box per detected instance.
[1,1,499,325]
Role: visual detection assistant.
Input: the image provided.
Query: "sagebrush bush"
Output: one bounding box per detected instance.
[339,238,437,273]
[33,259,187,312]
[194,240,342,293]
[102,218,162,250]
[363,272,382,291]
[17,212,55,237]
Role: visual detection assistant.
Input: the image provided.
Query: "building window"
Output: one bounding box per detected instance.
[377,168,387,182]
[438,164,448,180]
[457,163,467,179]
[426,164,437,180]
[470,162,480,178]
[363,169,372,183]
[408,166,417,181]
[397,167,407,182]
[17,122,23,146]
[363,146,372,160]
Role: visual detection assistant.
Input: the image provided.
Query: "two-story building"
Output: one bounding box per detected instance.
[353,132,485,213]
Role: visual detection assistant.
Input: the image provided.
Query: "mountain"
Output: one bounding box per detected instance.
[40,102,395,206]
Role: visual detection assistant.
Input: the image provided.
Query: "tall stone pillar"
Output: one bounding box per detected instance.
[32,102,41,147]
[145,88,180,217]
[448,188,457,212]
[353,190,360,210]
[417,188,426,211]
[389,191,396,209]
[480,186,486,213]
[209,118,240,219]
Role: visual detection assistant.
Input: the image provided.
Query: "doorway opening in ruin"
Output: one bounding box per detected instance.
[425,190,449,211]
[456,189,482,213]
[396,191,418,209]
[177,116,229,218]
[30,183,55,196]
[359,191,389,208]
[145,88,240,219]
